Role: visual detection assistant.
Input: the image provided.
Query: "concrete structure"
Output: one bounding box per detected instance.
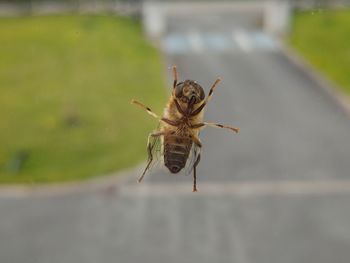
[143,1,292,39]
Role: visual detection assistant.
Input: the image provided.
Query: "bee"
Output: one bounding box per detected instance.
[131,65,239,192]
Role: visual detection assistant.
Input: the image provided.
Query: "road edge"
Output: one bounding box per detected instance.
[280,44,350,117]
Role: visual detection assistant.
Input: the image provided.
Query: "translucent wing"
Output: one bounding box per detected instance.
[138,128,164,182]
[184,140,201,176]
[147,132,163,171]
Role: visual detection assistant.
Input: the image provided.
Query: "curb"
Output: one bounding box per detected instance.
[280,44,350,117]
[0,163,144,198]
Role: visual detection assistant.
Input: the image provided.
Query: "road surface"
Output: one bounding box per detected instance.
[1,10,350,263]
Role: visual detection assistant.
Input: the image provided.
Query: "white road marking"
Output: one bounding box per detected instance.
[252,31,279,51]
[232,30,253,53]
[163,33,190,54]
[203,33,233,51]
[163,30,278,54]
[121,180,350,197]
[187,31,204,53]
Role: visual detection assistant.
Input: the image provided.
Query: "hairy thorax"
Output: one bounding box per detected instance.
[162,97,204,136]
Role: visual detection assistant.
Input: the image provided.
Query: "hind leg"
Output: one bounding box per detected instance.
[192,152,201,192]
[191,134,202,192]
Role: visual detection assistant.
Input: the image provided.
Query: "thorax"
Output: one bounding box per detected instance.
[163,98,204,127]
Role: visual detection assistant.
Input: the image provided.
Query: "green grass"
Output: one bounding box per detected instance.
[0,15,167,184]
[289,9,350,96]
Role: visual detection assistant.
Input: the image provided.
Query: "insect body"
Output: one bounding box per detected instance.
[131,66,239,192]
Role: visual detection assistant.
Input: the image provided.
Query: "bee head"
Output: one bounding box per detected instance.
[175,80,205,105]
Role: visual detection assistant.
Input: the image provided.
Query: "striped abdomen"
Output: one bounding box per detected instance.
[164,134,192,174]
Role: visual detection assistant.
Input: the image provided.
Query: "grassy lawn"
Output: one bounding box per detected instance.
[289,9,350,96]
[0,15,167,184]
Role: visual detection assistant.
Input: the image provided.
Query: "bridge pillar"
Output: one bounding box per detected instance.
[264,0,291,36]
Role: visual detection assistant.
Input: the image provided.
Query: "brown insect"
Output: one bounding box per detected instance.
[131,65,239,192]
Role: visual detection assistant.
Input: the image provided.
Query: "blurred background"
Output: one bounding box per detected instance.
[1,0,350,263]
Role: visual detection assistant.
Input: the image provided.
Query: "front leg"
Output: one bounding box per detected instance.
[174,99,186,116]
[172,65,178,90]
[190,77,221,117]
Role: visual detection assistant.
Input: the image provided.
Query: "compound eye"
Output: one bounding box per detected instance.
[199,87,205,100]
[175,83,183,98]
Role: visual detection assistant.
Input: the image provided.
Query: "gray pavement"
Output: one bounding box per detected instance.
[2,11,350,263]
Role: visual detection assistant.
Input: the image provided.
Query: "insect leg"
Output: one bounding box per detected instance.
[206,77,221,103]
[131,99,161,120]
[193,152,201,192]
[191,122,239,133]
[190,78,221,117]
[138,132,165,183]
[131,99,179,126]
[190,135,202,192]
[174,99,186,115]
[191,134,202,148]
[172,65,178,90]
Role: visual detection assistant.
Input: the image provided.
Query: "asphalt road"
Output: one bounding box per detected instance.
[1,12,350,263]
